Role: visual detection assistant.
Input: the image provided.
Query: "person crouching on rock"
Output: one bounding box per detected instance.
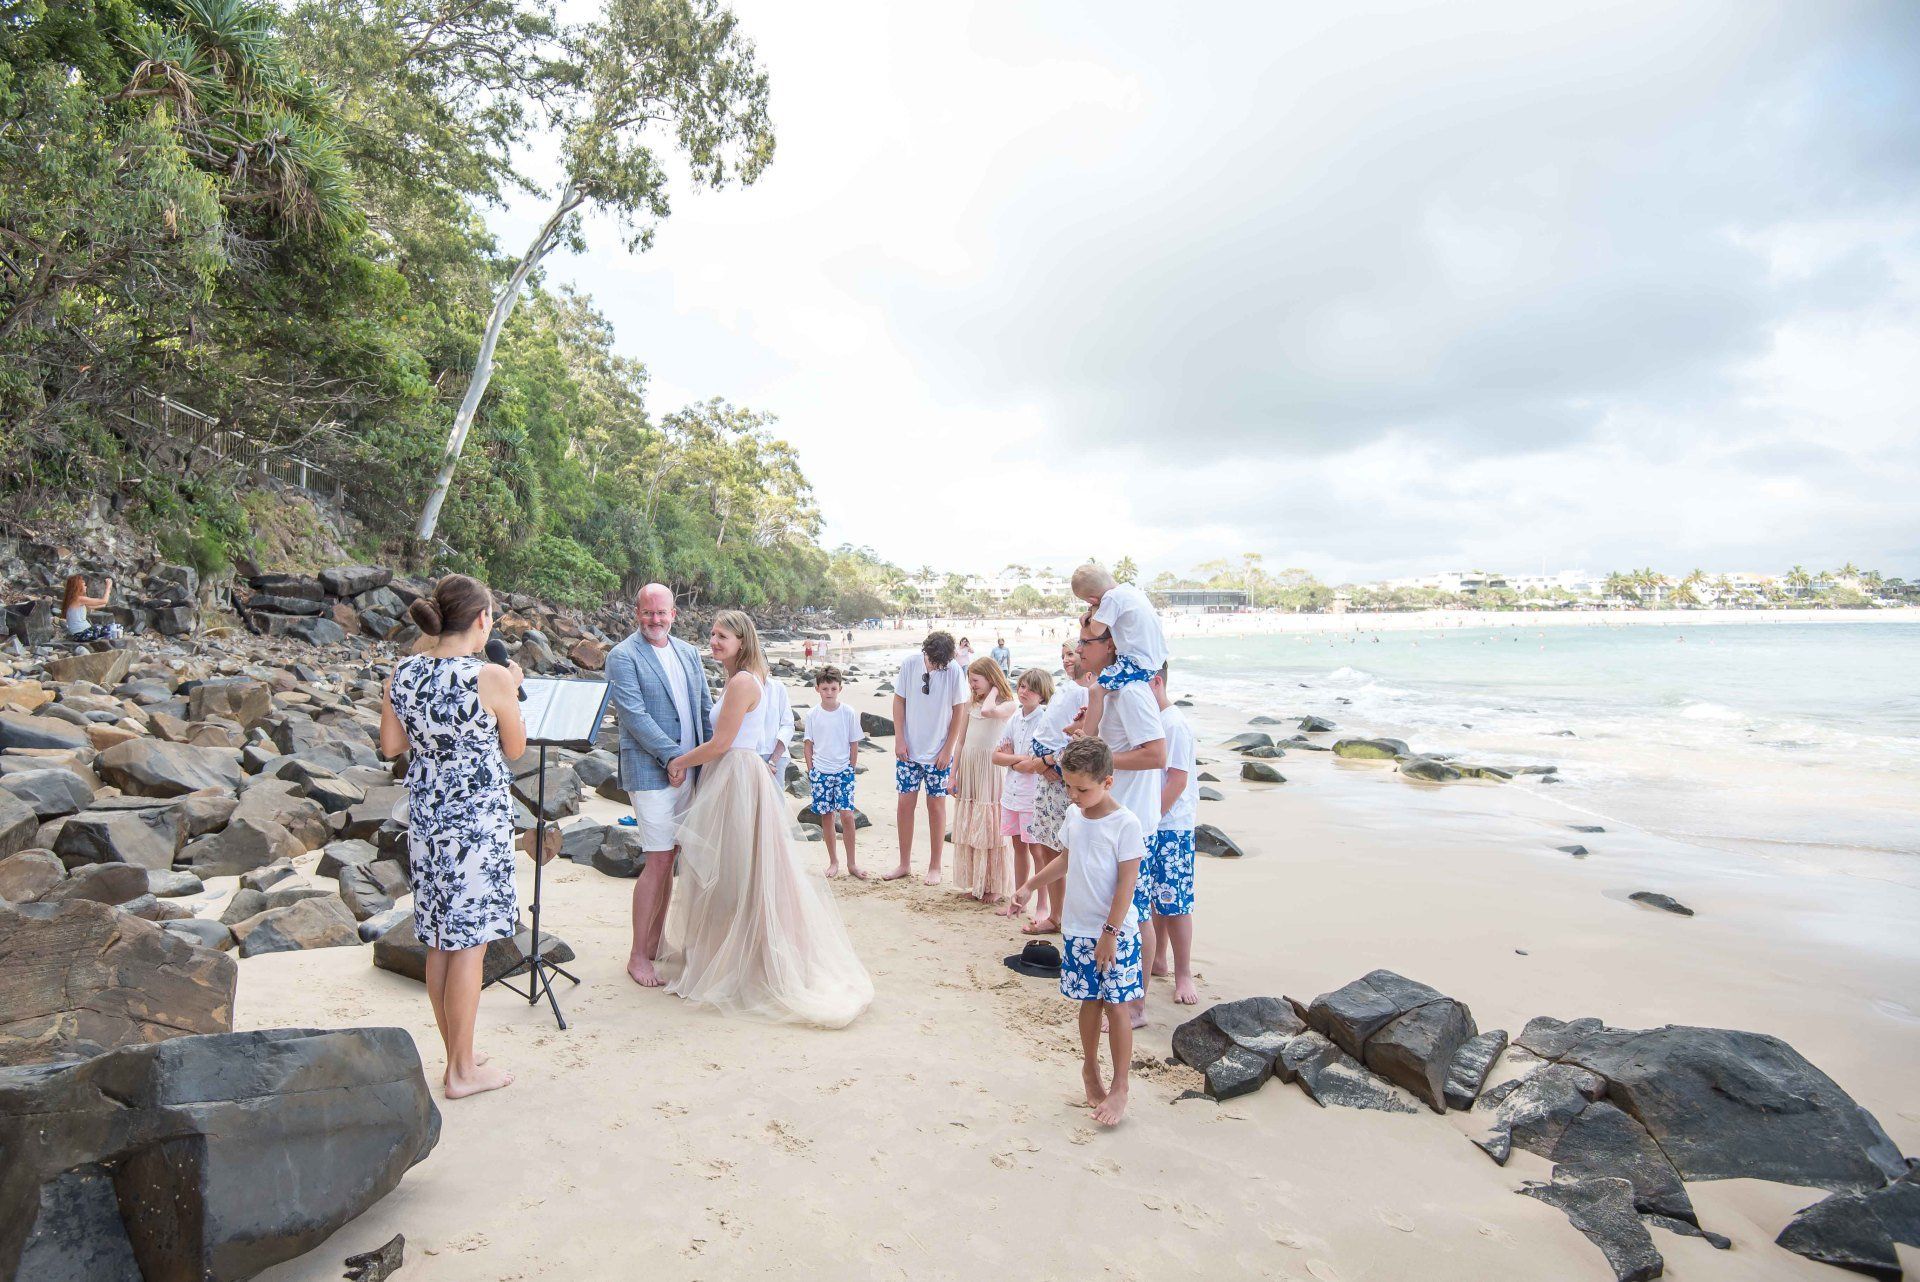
[62,574,121,644]
[379,573,525,1099]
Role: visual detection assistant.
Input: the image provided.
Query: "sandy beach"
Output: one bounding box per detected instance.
[241,668,1920,1282]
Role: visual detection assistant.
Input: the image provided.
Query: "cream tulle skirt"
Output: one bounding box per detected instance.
[663,750,873,1028]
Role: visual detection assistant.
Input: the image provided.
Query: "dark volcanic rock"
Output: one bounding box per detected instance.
[560,819,608,863]
[798,807,871,829]
[0,710,89,752]
[0,899,235,1066]
[1298,715,1336,732]
[1515,1015,1608,1060]
[1556,844,1590,857]
[1222,732,1274,752]
[0,1026,437,1282]
[1193,824,1244,858]
[1239,762,1285,784]
[161,918,233,952]
[1550,1099,1694,1222]
[1444,1028,1508,1111]
[95,738,241,797]
[0,791,37,857]
[1202,1046,1274,1101]
[1398,756,1463,782]
[1472,1061,1608,1164]
[1628,891,1693,916]
[592,828,646,877]
[1280,1031,1420,1113]
[1519,1174,1663,1282]
[320,564,392,597]
[1305,968,1446,1061]
[372,914,573,985]
[317,837,380,880]
[336,861,409,921]
[0,850,65,904]
[1776,1180,1920,1279]
[52,806,182,871]
[180,815,303,878]
[0,768,95,820]
[230,895,361,957]
[511,764,582,820]
[344,1233,407,1282]
[1198,786,1224,802]
[36,862,147,907]
[1560,1024,1908,1193]
[860,711,894,737]
[1363,997,1478,1112]
[1332,737,1409,760]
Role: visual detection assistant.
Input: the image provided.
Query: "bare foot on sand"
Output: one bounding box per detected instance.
[1093,1084,1129,1126]
[1128,999,1148,1030]
[445,1064,514,1099]
[923,870,944,887]
[1151,962,1173,978]
[1082,1061,1107,1109]
[1022,916,1059,935]
[827,863,844,878]
[882,864,912,881]
[627,957,666,988]
[1174,976,1200,1004]
[848,866,870,880]
[996,898,1024,917]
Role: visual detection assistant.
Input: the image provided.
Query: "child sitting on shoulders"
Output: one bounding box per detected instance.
[803,667,863,879]
[1016,736,1144,1128]
[1070,563,1168,748]
[992,668,1053,919]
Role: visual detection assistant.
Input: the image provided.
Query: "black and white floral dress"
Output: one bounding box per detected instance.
[389,655,517,950]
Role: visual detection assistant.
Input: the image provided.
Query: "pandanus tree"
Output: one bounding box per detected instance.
[414,0,775,542]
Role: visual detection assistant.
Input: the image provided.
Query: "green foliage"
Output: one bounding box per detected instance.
[502,533,619,607]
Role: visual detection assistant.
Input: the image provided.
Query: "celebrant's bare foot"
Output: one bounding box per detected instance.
[1093,1084,1129,1126]
[924,870,943,887]
[882,864,911,881]
[445,1064,513,1099]
[627,957,665,988]
[1174,975,1199,1004]
[1082,1061,1107,1109]
[1022,916,1058,935]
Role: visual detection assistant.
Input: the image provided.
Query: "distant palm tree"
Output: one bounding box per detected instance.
[1785,564,1812,597]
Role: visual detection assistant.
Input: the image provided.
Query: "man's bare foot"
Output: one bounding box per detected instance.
[1082,1061,1107,1109]
[1128,999,1148,1029]
[1093,1084,1129,1126]
[1151,962,1173,978]
[627,957,666,988]
[1174,975,1200,1004]
[1022,916,1059,935]
[827,863,844,878]
[444,1064,514,1099]
[848,866,869,880]
[923,870,943,886]
[882,864,912,881]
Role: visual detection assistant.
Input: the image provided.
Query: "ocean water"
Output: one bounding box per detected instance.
[1170,621,1920,869]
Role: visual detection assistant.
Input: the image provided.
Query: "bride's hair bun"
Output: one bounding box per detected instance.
[409,598,444,635]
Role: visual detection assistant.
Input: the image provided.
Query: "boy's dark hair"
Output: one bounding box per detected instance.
[1059,736,1113,779]
[922,631,956,666]
[814,666,844,687]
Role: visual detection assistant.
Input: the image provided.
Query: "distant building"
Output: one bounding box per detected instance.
[1161,588,1248,612]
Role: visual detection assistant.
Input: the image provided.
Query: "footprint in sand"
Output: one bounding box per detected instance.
[1264,1225,1306,1250]
[1306,1261,1344,1282]
[764,1120,809,1154]
[1379,1210,1416,1233]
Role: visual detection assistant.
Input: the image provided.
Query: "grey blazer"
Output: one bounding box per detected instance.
[605,632,713,792]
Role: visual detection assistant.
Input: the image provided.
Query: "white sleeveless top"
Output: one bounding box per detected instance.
[717,673,785,761]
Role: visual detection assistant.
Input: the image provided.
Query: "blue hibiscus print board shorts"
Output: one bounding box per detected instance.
[894,759,952,797]
[1096,655,1154,691]
[1146,828,1195,916]
[1059,931,1145,1004]
[809,766,856,814]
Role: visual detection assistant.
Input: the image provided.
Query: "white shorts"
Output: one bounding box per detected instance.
[629,785,692,852]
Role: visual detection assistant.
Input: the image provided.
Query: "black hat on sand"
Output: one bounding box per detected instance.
[1003,940,1060,978]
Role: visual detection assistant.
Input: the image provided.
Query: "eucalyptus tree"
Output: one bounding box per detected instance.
[415,0,774,540]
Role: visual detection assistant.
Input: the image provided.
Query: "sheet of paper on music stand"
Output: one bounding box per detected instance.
[518,678,614,748]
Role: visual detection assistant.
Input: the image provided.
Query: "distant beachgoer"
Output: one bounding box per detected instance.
[1020,642,1091,934]
[957,637,974,669]
[990,636,1012,673]
[61,574,121,644]
[804,666,863,878]
[1015,736,1144,1127]
[1070,564,1168,766]
[804,640,815,662]
[993,667,1053,920]
[952,658,1016,903]
[379,574,524,1099]
[1147,664,1199,1005]
[888,631,968,884]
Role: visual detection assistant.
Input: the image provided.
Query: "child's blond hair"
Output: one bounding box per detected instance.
[967,657,1015,705]
[1070,563,1115,598]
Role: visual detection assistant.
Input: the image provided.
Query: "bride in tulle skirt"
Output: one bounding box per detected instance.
[662,611,873,1028]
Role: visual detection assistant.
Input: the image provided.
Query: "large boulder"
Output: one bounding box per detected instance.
[1193,824,1244,858]
[0,1026,438,1282]
[44,649,133,687]
[0,793,34,858]
[371,914,573,985]
[95,739,241,798]
[247,572,324,599]
[1305,968,1446,1062]
[52,807,182,871]
[1362,996,1478,1113]
[0,899,235,1066]
[1775,1179,1920,1279]
[859,711,894,737]
[320,564,392,597]
[1519,1174,1663,1282]
[186,678,273,730]
[511,763,582,821]
[230,894,361,957]
[1279,1031,1420,1113]
[0,851,65,904]
[336,860,409,921]
[284,616,348,646]
[1222,732,1274,752]
[36,862,147,908]
[0,711,88,752]
[0,768,95,820]
[1398,756,1463,783]
[1445,1028,1508,1111]
[1239,762,1285,784]
[179,816,303,878]
[231,781,329,849]
[1332,737,1409,760]
[317,837,380,879]
[1170,996,1305,1101]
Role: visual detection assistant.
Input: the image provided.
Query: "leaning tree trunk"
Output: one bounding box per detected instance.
[415,185,587,542]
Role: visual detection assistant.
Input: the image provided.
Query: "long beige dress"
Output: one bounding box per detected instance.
[951,701,1009,899]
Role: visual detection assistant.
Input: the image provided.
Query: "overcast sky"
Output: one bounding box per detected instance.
[490,0,1920,583]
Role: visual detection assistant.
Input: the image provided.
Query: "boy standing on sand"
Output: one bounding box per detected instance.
[890,631,968,884]
[804,666,863,879]
[1070,564,1168,752]
[1017,736,1144,1127]
[1147,663,1199,1004]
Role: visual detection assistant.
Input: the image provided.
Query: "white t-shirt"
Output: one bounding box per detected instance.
[652,639,699,762]
[1099,680,1166,840]
[896,654,967,765]
[1061,807,1143,939]
[1159,706,1198,833]
[1093,583,1168,672]
[1031,681,1089,754]
[996,707,1044,810]
[805,704,860,772]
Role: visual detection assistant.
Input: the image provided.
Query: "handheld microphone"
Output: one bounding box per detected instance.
[484,637,528,700]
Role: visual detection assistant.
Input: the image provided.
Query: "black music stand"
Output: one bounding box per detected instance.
[486,676,612,1029]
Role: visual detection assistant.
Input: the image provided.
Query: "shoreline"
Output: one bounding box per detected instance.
[249,661,1920,1281]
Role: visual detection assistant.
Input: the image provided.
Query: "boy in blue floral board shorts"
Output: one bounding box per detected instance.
[1148,662,1199,1005]
[803,666,863,879]
[889,631,968,885]
[1016,736,1144,1127]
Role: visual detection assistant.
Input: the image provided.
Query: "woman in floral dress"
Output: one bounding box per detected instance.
[380,574,526,1099]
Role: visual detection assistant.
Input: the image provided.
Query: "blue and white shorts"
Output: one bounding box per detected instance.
[894,759,952,798]
[1060,931,1145,1004]
[1097,655,1154,691]
[1146,829,1195,916]
[809,767,856,815]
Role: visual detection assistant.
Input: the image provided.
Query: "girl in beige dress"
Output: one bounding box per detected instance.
[951,658,1017,902]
